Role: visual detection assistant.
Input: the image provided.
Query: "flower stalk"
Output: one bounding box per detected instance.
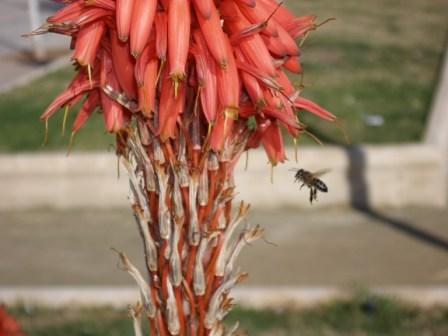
[30,0,337,334]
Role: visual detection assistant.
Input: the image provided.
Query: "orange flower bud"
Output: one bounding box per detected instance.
[72,90,100,133]
[135,44,155,87]
[168,0,191,93]
[158,68,186,141]
[192,0,213,19]
[221,1,277,77]
[261,122,285,165]
[41,72,98,120]
[155,12,168,61]
[85,0,116,11]
[76,8,111,27]
[139,57,158,117]
[235,49,265,107]
[286,15,317,39]
[48,1,83,23]
[73,21,105,67]
[276,25,300,56]
[295,97,336,121]
[195,2,228,68]
[257,0,296,29]
[236,1,278,37]
[130,0,157,57]
[262,34,288,57]
[283,56,302,74]
[209,106,236,152]
[192,30,218,123]
[110,30,138,99]
[116,0,135,42]
[216,37,240,110]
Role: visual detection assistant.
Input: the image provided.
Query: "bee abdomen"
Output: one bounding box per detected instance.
[314,179,328,192]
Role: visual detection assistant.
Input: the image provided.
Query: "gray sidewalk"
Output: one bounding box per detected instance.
[0,0,68,92]
[1,207,447,288]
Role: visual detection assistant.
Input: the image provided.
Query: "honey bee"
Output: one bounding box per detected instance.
[291,168,329,204]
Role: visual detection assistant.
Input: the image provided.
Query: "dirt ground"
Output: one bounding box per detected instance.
[1,207,447,287]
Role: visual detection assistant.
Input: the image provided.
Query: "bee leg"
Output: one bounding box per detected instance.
[300,183,305,190]
[313,188,318,202]
[309,189,313,204]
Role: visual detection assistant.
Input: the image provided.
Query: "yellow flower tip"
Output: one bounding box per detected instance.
[170,74,183,99]
[223,107,239,135]
[219,60,228,70]
[42,119,49,147]
[87,64,93,89]
[206,122,213,139]
[156,59,166,86]
[61,105,70,136]
[118,35,128,43]
[66,131,76,156]
[293,137,299,163]
[131,50,140,59]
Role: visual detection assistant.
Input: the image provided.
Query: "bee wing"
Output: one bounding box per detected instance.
[311,168,331,178]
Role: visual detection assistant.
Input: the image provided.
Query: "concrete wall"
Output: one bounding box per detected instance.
[1,144,445,210]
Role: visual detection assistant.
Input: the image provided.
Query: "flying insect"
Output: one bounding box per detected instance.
[291,168,329,204]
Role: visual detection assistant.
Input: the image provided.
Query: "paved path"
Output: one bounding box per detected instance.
[0,0,68,92]
[1,207,447,288]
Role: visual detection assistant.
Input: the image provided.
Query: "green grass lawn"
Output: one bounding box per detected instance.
[10,294,448,335]
[0,0,447,151]
[0,67,113,152]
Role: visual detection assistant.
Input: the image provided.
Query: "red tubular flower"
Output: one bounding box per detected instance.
[216,37,240,112]
[116,0,135,41]
[235,49,265,107]
[110,30,138,99]
[48,1,84,23]
[192,0,213,19]
[284,56,302,74]
[257,0,296,28]
[286,15,318,38]
[221,1,277,77]
[72,20,105,68]
[41,71,98,121]
[130,0,157,57]
[85,0,116,11]
[195,1,229,69]
[168,0,191,94]
[158,67,186,141]
[209,105,235,152]
[295,96,337,121]
[261,122,285,165]
[99,48,127,132]
[235,1,278,37]
[191,30,218,123]
[72,90,100,133]
[155,12,168,61]
[139,58,159,117]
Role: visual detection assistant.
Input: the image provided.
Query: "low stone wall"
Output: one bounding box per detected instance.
[0,144,446,210]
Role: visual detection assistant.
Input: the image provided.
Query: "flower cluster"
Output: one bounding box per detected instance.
[0,305,25,336]
[34,0,335,165]
[32,1,336,334]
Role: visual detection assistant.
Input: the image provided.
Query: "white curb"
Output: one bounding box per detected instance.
[1,286,448,308]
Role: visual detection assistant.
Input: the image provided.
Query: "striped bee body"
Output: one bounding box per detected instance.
[292,168,329,204]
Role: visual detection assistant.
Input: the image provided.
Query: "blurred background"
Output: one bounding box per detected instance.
[0,0,448,335]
